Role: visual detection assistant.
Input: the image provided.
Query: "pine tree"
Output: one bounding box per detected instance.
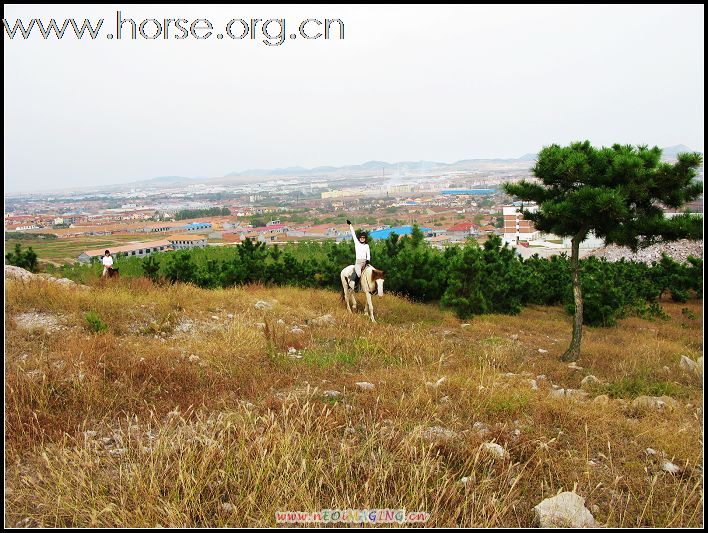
[504,142,702,361]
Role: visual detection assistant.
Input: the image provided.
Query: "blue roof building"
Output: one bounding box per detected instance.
[181,222,212,231]
[369,225,433,239]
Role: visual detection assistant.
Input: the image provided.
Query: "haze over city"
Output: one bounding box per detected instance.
[4,4,704,193]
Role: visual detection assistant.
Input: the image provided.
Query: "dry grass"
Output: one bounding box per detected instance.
[5,277,703,527]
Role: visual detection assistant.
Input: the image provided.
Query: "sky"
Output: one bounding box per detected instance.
[3,4,705,193]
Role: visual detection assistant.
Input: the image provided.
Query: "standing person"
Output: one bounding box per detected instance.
[346,220,370,289]
[101,250,114,277]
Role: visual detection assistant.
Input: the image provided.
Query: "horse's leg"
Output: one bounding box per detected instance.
[342,277,353,313]
[365,292,375,322]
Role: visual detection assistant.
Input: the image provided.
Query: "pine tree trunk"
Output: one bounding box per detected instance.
[561,233,583,362]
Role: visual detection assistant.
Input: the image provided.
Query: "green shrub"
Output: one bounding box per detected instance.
[84,311,108,334]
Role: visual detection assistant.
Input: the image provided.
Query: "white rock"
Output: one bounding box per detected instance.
[221,503,235,512]
[661,460,681,474]
[254,322,266,329]
[291,327,304,334]
[528,379,539,390]
[461,323,471,329]
[593,394,610,405]
[277,319,285,325]
[480,442,508,460]
[533,491,597,528]
[288,347,298,355]
[227,314,234,319]
[460,476,471,484]
[549,388,566,398]
[472,422,490,437]
[645,448,658,456]
[568,362,584,370]
[254,300,272,310]
[566,389,589,401]
[426,377,447,388]
[188,355,201,363]
[414,426,458,441]
[312,314,334,325]
[211,315,219,320]
[355,381,374,391]
[323,390,342,399]
[109,448,127,456]
[538,349,548,354]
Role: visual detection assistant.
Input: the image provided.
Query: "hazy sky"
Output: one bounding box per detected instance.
[4,4,704,193]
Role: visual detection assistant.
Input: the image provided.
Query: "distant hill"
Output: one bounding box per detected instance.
[223,156,531,179]
[661,145,701,159]
[517,153,537,161]
[124,175,199,187]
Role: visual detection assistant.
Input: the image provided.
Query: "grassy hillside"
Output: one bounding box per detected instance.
[5,276,703,527]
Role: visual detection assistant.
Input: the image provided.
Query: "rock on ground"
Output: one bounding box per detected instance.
[587,239,702,264]
[533,491,597,528]
[5,265,90,290]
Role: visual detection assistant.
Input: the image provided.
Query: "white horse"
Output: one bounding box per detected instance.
[340,264,385,322]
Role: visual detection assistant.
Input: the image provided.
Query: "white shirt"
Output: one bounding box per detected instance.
[102,255,113,267]
[350,225,370,262]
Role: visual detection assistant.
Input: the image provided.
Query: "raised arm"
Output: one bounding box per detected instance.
[348,221,357,242]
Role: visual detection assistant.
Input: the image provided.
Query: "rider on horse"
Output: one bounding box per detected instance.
[347,220,370,290]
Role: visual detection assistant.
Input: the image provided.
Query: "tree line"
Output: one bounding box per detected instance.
[136,229,701,329]
[174,207,230,220]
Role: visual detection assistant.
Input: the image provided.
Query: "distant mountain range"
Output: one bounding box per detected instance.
[223,155,535,180]
[89,145,708,191]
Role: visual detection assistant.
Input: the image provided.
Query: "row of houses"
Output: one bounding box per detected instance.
[77,234,208,263]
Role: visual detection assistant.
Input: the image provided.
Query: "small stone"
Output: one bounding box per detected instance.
[211,315,219,320]
[221,503,235,512]
[291,327,304,334]
[593,394,610,405]
[538,349,548,354]
[227,314,234,319]
[580,375,602,390]
[549,388,566,398]
[645,448,658,456]
[277,319,285,325]
[254,300,272,310]
[461,323,471,329]
[355,381,374,391]
[83,430,98,439]
[460,476,471,484]
[566,389,589,400]
[568,362,584,370]
[528,379,539,390]
[323,390,342,399]
[255,322,266,329]
[188,355,201,363]
[109,448,127,456]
